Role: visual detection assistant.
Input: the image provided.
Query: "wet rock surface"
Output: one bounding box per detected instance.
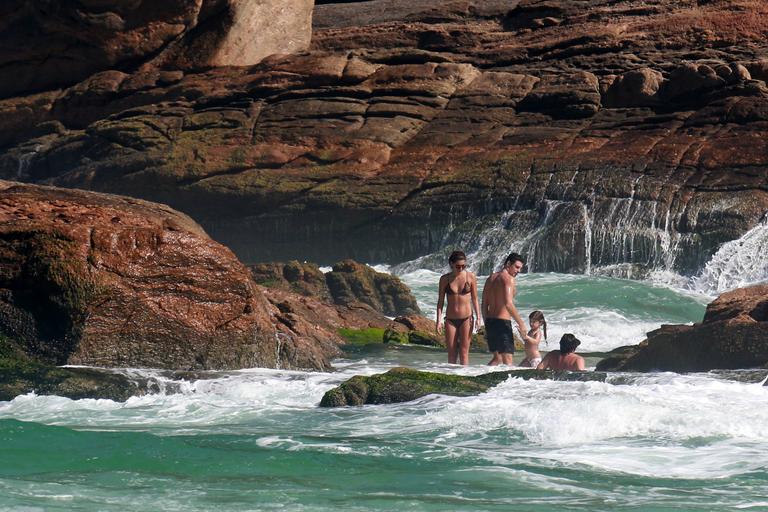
[0,180,342,373]
[0,1,767,274]
[597,284,768,372]
[319,366,606,407]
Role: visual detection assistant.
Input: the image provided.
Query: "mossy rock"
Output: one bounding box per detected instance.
[319,367,606,407]
[337,327,386,345]
[0,357,145,402]
[0,332,147,402]
[408,330,442,347]
[383,328,408,344]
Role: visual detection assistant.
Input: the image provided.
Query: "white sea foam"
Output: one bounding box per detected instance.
[4,365,767,480]
[690,216,768,295]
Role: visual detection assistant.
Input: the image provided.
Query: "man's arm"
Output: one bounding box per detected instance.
[481,275,491,321]
[575,355,586,371]
[536,353,551,370]
[471,273,483,327]
[504,277,527,334]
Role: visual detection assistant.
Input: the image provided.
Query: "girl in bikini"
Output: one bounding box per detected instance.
[436,251,482,365]
[519,310,547,368]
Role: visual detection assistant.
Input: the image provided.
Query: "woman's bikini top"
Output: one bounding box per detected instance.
[445,280,472,295]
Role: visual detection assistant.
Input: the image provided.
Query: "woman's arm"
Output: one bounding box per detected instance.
[436,275,446,335]
[470,273,483,326]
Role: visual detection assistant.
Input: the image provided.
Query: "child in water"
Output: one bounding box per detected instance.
[519,311,547,368]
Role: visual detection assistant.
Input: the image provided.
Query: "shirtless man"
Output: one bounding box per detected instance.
[537,334,586,371]
[482,253,528,366]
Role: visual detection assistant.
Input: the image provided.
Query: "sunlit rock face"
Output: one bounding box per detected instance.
[0,0,313,98]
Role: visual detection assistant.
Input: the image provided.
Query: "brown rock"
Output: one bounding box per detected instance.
[0,180,339,371]
[250,261,330,300]
[603,68,664,107]
[597,285,768,372]
[326,260,421,317]
[660,63,726,103]
[0,0,312,99]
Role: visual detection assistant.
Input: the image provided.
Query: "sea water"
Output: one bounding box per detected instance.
[2,272,767,511]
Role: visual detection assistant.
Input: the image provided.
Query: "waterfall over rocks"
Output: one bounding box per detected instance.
[690,216,768,295]
[394,176,768,295]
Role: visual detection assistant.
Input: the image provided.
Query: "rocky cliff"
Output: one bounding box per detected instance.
[0,180,341,371]
[1,0,767,275]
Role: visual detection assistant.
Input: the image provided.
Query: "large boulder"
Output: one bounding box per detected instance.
[603,68,664,107]
[0,180,341,371]
[597,284,768,372]
[0,0,313,99]
[319,367,606,407]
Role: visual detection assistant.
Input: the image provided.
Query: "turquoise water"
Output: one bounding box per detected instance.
[2,273,767,511]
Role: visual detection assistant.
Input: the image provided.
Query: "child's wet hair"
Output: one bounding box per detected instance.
[529,310,547,340]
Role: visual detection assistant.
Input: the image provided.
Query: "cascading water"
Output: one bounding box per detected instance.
[396,196,691,276]
[689,215,768,295]
[16,145,41,179]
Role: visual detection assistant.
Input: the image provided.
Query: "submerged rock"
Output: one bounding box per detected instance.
[0,358,147,402]
[597,285,768,372]
[319,367,606,407]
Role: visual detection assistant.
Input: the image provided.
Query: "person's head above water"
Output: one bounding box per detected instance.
[559,333,581,354]
[448,250,467,272]
[503,253,525,276]
[529,310,547,340]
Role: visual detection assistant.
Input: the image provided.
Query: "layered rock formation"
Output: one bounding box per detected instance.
[1,1,767,275]
[0,180,341,372]
[597,284,768,372]
[0,0,313,98]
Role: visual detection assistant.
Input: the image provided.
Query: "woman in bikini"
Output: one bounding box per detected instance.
[436,251,483,365]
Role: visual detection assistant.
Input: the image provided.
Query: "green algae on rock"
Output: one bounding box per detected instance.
[319,367,606,407]
[0,334,145,402]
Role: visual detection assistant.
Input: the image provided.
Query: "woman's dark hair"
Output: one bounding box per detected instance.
[559,333,581,354]
[448,251,467,264]
[529,310,547,341]
[504,253,525,267]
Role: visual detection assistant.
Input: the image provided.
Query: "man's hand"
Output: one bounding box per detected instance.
[517,321,527,336]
